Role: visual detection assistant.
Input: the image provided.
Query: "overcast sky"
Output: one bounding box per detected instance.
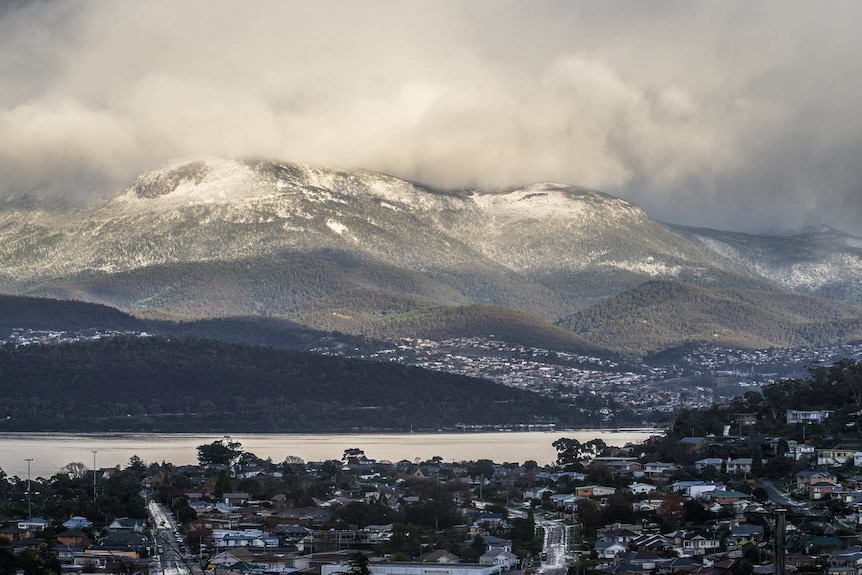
[2,1,861,235]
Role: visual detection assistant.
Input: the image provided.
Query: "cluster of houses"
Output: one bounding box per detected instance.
[0,513,154,573]
[7,405,862,574]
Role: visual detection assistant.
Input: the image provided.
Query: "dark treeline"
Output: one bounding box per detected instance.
[0,336,578,432]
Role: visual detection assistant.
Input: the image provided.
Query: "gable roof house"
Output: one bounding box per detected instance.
[108,517,146,532]
[595,540,629,559]
[668,530,719,557]
[479,547,518,569]
[628,482,657,495]
[63,516,93,529]
[420,550,461,563]
[810,481,841,501]
[631,534,673,553]
[17,518,49,531]
[797,470,837,490]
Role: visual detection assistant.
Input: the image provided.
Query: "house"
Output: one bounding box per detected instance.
[576,485,617,498]
[710,490,751,505]
[725,458,753,476]
[786,444,816,461]
[730,525,763,544]
[63,516,93,529]
[819,447,856,466]
[479,547,518,570]
[223,492,250,506]
[797,470,837,490]
[643,462,680,477]
[549,494,577,509]
[89,531,149,557]
[694,458,723,473]
[598,527,642,545]
[855,452,862,468]
[420,550,461,563]
[56,528,90,547]
[0,526,30,543]
[829,549,862,575]
[786,553,817,570]
[668,531,719,557]
[17,518,49,531]
[810,481,841,500]
[631,533,673,553]
[734,413,758,427]
[595,540,628,559]
[108,517,145,532]
[524,486,554,500]
[671,481,724,499]
[786,410,833,424]
[628,482,657,495]
[605,461,644,476]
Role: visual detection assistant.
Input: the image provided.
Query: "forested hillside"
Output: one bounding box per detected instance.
[0,337,577,432]
[559,280,862,354]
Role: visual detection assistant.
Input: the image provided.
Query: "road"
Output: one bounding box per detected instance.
[535,517,571,575]
[148,500,199,575]
[756,481,815,517]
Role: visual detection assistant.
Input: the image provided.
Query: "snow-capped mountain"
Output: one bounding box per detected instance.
[0,157,860,350]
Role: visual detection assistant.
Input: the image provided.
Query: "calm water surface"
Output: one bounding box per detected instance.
[0,430,657,478]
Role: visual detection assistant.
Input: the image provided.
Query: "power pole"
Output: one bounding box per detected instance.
[774,508,786,575]
[91,450,98,502]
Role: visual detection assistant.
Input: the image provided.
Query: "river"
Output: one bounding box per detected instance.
[0,429,658,479]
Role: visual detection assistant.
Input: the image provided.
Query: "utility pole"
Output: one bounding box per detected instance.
[775,508,786,575]
[24,458,33,518]
[91,450,98,502]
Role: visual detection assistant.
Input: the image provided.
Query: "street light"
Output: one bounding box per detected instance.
[91,450,98,502]
[24,458,33,518]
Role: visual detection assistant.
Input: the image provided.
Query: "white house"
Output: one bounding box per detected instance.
[786,444,816,461]
[479,548,518,570]
[628,482,657,495]
[725,458,753,476]
[786,410,833,425]
[17,518,49,531]
[671,481,724,499]
[594,540,628,559]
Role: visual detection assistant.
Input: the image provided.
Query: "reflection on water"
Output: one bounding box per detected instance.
[0,429,657,478]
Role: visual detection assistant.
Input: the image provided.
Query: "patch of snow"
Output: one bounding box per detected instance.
[606,259,682,277]
[326,219,348,235]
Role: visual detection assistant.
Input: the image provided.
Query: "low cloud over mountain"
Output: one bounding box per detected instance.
[1,2,862,235]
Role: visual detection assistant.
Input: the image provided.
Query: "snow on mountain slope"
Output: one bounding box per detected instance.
[0,157,835,321]
[674,224,862,305]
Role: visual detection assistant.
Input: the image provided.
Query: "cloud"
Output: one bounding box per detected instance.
[1,0,861,234]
